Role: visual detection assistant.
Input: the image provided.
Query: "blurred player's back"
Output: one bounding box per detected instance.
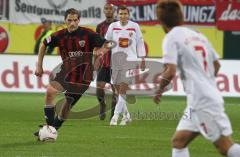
[163,26,223,110]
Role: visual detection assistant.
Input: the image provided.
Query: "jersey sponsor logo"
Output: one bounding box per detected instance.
[79,40,85,47]
[0,26,9,53]
[119,38,129,48]
[69,51,84,57]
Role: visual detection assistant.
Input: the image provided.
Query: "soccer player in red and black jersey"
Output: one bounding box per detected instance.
[34,8,106,134]
[96,3,117,120]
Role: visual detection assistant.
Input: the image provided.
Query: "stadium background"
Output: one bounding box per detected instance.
[1,0,240,58]
[0,0,239,96]
[0,1,239,157]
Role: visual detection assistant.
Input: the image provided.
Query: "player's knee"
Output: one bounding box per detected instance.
[97,82,106,89]
[65,94,81,107]
[214,136,234,156]
[46,85,58,98]
[96,88,105,102]
[171,136,187,149]
[215,142,232,156]
[119,83,128,94]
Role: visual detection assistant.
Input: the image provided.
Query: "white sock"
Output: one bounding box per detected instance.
[227,144,240,157]
[172,148,190,157]
[119,94,129,117]
[113,95,125,117]
[123,104,130,119]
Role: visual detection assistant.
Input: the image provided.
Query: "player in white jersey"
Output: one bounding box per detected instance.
[105,5,146,125]
[154,1,240,157]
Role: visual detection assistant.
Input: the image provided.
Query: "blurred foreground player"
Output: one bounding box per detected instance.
[154,1,240,157]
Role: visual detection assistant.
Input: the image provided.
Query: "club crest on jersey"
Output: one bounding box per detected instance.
[129,32,133,37]
[79,40,85,47]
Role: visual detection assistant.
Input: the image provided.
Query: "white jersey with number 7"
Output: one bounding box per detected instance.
[162,26,224,111]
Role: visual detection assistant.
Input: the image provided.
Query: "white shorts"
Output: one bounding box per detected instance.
[176,109,233,142]
[111,69,134,85]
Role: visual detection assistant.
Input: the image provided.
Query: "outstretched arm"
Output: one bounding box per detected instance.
[153,63,176,104]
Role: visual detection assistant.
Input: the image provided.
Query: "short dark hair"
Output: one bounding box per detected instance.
[117,5,129,14]
[64,8,80,20]
[156,0,184,28]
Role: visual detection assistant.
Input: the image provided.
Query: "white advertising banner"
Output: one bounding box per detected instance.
[0,55,239,97]
[9,0,106,25]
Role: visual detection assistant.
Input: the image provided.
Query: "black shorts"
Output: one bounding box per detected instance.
[51,69,91,106]
[97,67,111,83]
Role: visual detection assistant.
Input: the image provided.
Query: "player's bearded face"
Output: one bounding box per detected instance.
[65,14,80,33]
[118,9,129,24]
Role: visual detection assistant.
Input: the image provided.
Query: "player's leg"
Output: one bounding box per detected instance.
[171,131,199,157]
[97,67,116,120]
[52,80,90,130]
[110,84,117,118]
[96,67,108,120]
[110,69,123,125]
[172,108,200,157]
[214,136,240,157]
[96,81,107,120]
[193,109,240,157]
[34,81,63,137]
[52,92,83,130]
[110,84,121,125]
[118,82,131,125]
[44,81,64,126]
[118,69,133,125]
[211,111,240,157]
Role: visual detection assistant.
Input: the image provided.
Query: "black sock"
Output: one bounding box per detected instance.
[97,88,106,112]
[44,106,55,125]
[52,115,64,130]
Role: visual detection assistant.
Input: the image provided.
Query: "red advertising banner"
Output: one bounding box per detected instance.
[108,0,216,26]
[216,1,240,31]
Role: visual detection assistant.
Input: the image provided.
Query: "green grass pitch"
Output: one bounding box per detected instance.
[0,93,239,157]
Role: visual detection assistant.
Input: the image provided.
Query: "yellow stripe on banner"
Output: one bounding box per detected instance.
[0,22,223,58]
[140,25,223,58]
[9,23,38,54]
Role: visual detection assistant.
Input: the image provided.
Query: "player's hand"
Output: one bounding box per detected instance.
[140,59,146,71]
[35,66,43,77]
[93,47,108,56]
[153,89,163,104]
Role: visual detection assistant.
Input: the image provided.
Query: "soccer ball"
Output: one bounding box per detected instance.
[38,125,58,142]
